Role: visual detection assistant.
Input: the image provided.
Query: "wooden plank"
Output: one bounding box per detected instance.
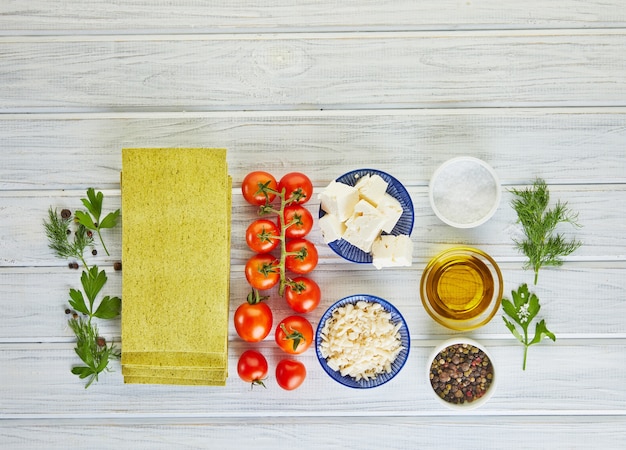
[1,1,625,33]
[0,186,621,267]
[1,417,626,449]
[1,109,626,190]
[2,263,626,341]
[1,31,625,111]
[1,341,626,416]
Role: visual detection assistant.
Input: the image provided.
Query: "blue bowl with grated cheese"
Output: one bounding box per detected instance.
[315,294,410,389]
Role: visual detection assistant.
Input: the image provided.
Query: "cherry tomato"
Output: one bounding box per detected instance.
[285,238,318,274]
[234,300,273,342]
[245,253,280,290]
[246,219,280,253]
[284,277,321,313]
[279,204,314,239]
[242,171,278,205]
[237,350,269,387]
[275,359,307,390]
[278,172,313,204]
[275,315,314,354]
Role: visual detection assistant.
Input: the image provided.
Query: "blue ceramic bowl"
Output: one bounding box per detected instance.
[315,294,410,389]
[319,169,414,263]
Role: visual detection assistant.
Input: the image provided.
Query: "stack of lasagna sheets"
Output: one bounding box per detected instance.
[120,148,231,386]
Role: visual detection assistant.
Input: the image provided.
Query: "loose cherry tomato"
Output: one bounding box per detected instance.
[278,172,313,204]
[242,171,278,205]
[234,299,273,342]
[279,204,314,239]
[245,253,280,290]
[275,315,314,354]
[246,219,280,253]
[237,350,269,387]
[285,238,318,274]
[284,277,321,313]
[275,358,307,390]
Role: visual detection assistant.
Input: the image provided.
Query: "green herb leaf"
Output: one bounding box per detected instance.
[509,178,582,284]
[98,210,120,229]
[82,188,103,222]
[94,296,121,320]
[501,283,556,370]
[81,266,107,309]
[68,289,89,315]
[74,210,97,230]
[530,319,556,346]
[71,366,94,379]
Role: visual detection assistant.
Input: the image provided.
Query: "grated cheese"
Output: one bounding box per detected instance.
[319,301,403,381]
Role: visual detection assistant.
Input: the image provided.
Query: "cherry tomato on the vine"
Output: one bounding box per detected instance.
[278,172,313,205]
[234,300,273,342]
[284,277,321,313]
[242,171,278,205]
[285,238,318,274]
[280,204,314,239]
[275,315,314,354]
[237,350,269,387]
[275,359,307,390]
[245,253,280,290]
[246,219,280,253]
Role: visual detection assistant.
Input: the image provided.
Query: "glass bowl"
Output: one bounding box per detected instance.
[319,168,414,264]
[427,337,497,410]
[315,294,410,389]
[429,156,501,228]
[420,247,503,331]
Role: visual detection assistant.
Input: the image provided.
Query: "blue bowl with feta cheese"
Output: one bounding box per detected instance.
[318,169,414,265]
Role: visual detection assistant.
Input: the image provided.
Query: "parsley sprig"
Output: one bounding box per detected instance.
[502,284,556,370]
[75,188,120,256]
[510,178,581,284]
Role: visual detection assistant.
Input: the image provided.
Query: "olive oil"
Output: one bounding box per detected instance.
[424,253,494,320]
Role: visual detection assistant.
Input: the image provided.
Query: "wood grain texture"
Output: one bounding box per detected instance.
[1,32,626,111]
[1,109,626,190]
[2,1,625,33]
[2,0,626,448]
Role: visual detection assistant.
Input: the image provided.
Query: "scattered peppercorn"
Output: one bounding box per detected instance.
[61,209,72,219]
[72,312,79,319]
[65,308,71,314]
[66,229,71,235]
[92,249,98,256]
[68,262,79,270]
[429,343,494,405]
[113,261,122,271]
[96,337,106,347]
[87,230,93,238]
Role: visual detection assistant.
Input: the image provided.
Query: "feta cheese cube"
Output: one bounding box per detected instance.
[319,180,360,222]
[371,234,413,270]
[354,174,388,207]
[377,193,404,233]
[343,199,387,253]
[319,213,346,243]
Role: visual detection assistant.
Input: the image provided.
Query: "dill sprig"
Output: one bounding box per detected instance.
[44,207,93,268]
[510,178,582,284]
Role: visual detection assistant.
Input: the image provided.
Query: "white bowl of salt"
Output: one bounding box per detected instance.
[429,157,501,228]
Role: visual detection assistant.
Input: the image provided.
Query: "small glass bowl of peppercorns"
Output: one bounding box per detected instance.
[427,337,496,410]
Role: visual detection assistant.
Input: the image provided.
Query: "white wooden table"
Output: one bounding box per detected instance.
[2,1,626,448]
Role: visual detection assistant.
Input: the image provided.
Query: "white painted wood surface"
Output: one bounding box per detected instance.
[1,2,625,448]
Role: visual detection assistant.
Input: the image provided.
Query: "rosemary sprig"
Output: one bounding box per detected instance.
[510,178,582,284]
[44,207,92,268]
[502,283,556,370]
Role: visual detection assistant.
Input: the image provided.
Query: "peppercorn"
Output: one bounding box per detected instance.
[61,209,72,219]
[96,337,106,347]
[113,261,122,271]
[65,308,71,314]
[92,249,97,256]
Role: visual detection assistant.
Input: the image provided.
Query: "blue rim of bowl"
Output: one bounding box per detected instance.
[315,294,411,389]
[319,168,415,263]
